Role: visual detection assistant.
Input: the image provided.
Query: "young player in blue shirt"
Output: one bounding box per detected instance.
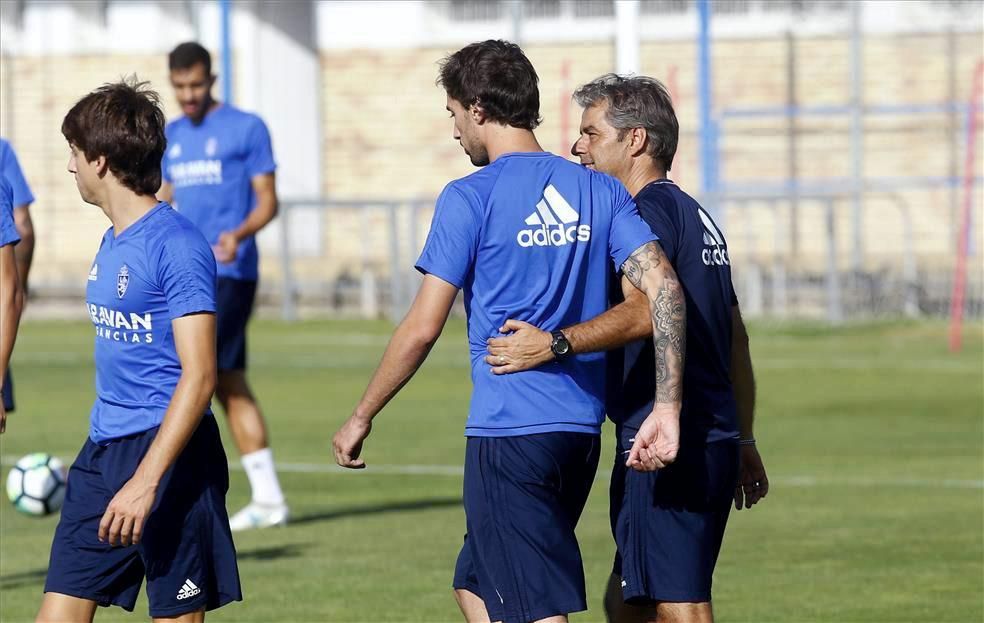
[0,138,36,417]
[333,41,687,623]
[0,177,24,434]
[487,74,770,623]
[37,80,241,622]
[158,42,287,531]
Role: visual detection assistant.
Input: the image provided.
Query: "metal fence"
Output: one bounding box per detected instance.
[265,191,980,324]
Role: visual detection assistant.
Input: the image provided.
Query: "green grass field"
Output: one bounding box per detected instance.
[1,318,981,622]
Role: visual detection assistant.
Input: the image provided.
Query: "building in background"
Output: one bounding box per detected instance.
[0,0,981,320]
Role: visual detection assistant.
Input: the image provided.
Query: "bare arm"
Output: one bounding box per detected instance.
[620,241,687,471]
[0,243,24,433]
[567,276,652,350]
[12,206,34,291]
[730,304,769,509]
[214,173,278,264]
[98,312,217,546]
[485,275,651,374]
[621,241,686,404]
[238,173,278,240]
[333,275,459,468]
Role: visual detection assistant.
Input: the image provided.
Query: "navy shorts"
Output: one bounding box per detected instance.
[453,432,600,623]
[216,277,257,372]
[610,431,738,604]
[44,414,242,617]
[2,368,13,412]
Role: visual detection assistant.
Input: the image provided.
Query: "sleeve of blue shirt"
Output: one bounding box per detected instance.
[154,223,217,320]
[634,193,679,263]
[1,141,35,206]
[244,116,277,178]
[414,183,480,289]
[0,179,20,247]
[608,181,658,272]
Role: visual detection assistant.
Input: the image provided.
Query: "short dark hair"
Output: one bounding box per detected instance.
[61,78,167,196]
[437,40,541,130]
[169,41,211,74]
[573,74,679,171]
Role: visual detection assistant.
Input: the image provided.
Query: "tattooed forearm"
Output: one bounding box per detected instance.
[622,241,663,291]
[622,241,686,404]
[652,276,686,402]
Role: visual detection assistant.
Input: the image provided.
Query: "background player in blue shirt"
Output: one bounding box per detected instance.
[333,41,687,623]
[0,177,24,434]
[158,42,287,531]
[37,80,241,622]
[0,138,36,417]
[488,74,770,623]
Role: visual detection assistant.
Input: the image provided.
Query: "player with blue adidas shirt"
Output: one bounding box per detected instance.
[0,138,36,417]
[333,41,688,623]
[37,80,241,623]
[159,42,288,531]
[0,176,24,434]
[488,75,770,623]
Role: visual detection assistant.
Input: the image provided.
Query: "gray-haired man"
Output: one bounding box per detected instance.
[486,74,768,623]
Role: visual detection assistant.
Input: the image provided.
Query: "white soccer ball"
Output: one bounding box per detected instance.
[6,453,67,517]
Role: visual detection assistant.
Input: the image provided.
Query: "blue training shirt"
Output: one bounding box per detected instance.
[0,178,19,247]
[0,138,36,207]
[607,180,740,445]
[162,105,276,281]
[85,203,217,443]
[416,152,657,437]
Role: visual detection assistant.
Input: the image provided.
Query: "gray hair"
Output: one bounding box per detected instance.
[573,73,679,171]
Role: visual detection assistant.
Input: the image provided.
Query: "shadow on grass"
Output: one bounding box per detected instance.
[238,542,309,562]
[0,567,47,590]
[0,499,461,589]
[289,496,461,526]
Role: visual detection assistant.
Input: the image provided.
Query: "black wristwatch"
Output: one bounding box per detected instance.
[550,330,572,360]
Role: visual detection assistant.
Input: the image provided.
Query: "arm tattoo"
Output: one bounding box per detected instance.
[622,241,686,403]
[652,277,686,402]
[622,241,662,291]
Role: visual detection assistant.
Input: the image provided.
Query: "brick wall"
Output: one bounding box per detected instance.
[1,32,981,294]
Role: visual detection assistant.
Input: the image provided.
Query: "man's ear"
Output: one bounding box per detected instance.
[628,127,649,157]
[94,154,109,178]
[470,102,487,125]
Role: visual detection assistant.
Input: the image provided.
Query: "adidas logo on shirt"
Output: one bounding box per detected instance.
[176,578,201,600]
[516,185,592,248]
[697,207,731,266]
[88,264,98,281]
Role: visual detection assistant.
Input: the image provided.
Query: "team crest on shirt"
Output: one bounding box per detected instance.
[116,265,130,299]
[205,137,218,157]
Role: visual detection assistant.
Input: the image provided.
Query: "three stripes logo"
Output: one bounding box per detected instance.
[516,185,592,248]
[697,207,730,266]
[176,578,201,600]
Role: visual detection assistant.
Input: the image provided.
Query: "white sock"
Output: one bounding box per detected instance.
[241,448,286,506]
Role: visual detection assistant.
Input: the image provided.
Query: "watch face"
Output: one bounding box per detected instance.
[553,336,570,356]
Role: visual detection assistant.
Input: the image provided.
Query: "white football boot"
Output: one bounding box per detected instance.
[229,501,290,531]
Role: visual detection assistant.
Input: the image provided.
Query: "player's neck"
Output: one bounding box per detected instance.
[101,184,161,236]
[190,98,222,125]
[622,163,668,198]
[485,126,543,163]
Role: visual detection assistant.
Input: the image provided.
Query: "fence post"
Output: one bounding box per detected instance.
[360,204,378,319]
[825,198,843,324]
[387,203,403,323]
[772,201,788,317]
[279,201,298,322]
